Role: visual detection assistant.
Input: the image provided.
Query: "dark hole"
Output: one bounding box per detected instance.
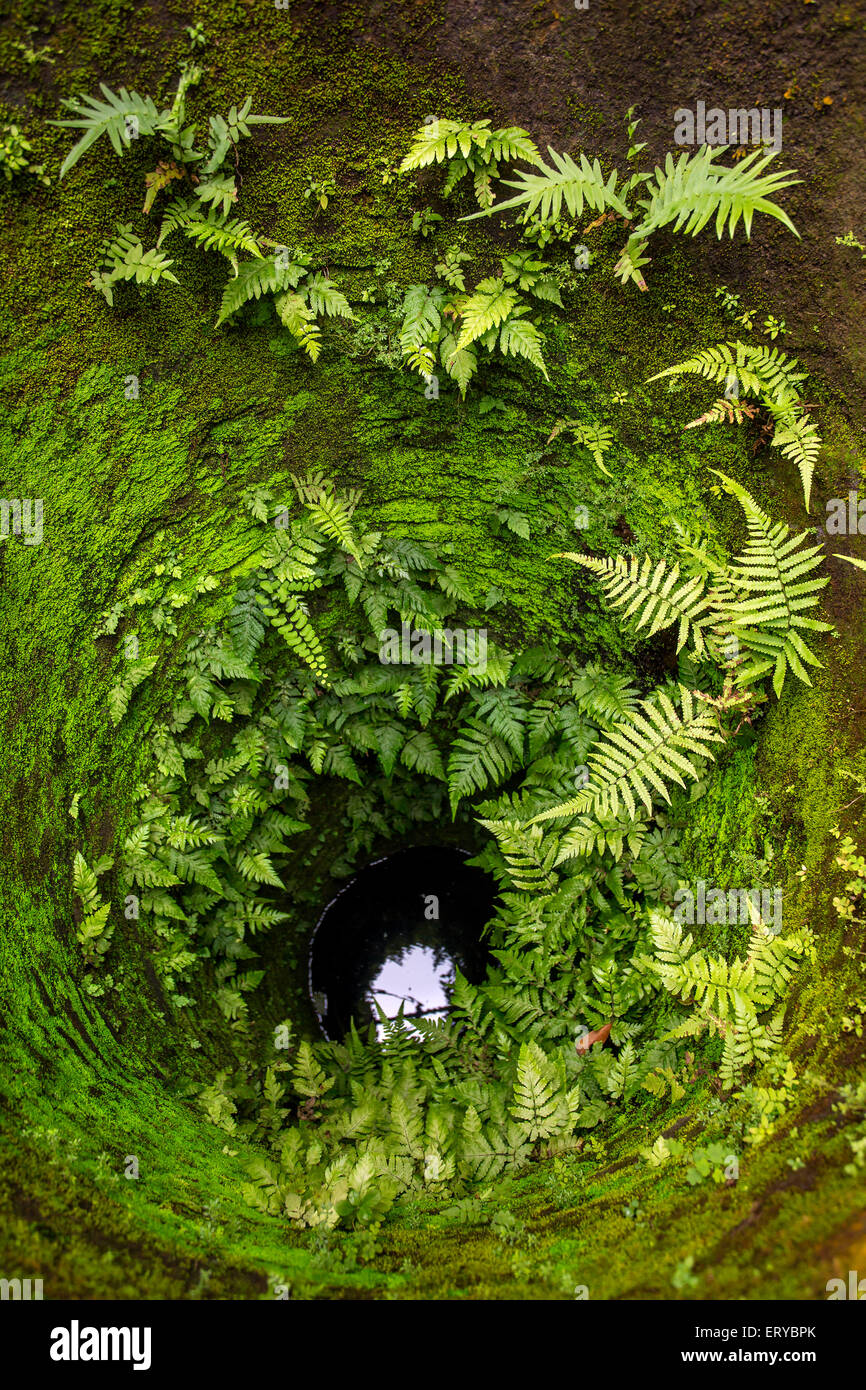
[308,846,496,1041]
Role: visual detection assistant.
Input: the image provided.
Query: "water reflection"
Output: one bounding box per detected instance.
[308,846,494,1040]
[368,943,455,1035]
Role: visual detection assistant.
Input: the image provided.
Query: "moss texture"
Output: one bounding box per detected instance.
[1,0,866,1301]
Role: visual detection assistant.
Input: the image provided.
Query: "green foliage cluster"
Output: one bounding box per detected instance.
[646,915,813,1089]
[52,66,356,349]
[83,466,825,1232]
[557,470,831,700]
[649,341,822,510]
[399,118,539,210]
[442,107,800,290]
[72,850,115,963]
[398,249,565,396]
[0,123,50,185]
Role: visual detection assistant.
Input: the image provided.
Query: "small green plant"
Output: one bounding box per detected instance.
[89,225,179,306]
[836,230,866,259]
[552,471,831,699]
[546,419,614,477]
[649,342,821,509]
[411,206,441,238]
[671,1255,700,1291]
[72,851,115,963]
[714,284,741,316]
[214,246,354,357]
[399,117,539,209]
[0,123,50,185]
[53,66,291,313]
[762,314,788,339]
[303,176,337,212]
[11,40,56,65]
[184,21,208,49]
[399,250,561,396]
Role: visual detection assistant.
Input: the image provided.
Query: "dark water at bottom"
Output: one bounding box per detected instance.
[308,846,496,1040]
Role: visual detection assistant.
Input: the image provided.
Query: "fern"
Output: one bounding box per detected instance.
[399,118,539,208]
[108,656,158,725]
[399,284,444,374]
[73,851,114,958]
[53,85,163,177]
[463,127,798,292]
[275,291,321,360]
[532,685,723,824]
[158,198,262,268]
[497,311,548,377]
[259,583,330,685]
[455,277,520,351]
[559,552,711,654]
[509,1041,578,1142]
[216,252,308,326]
[464,147,629,224]
[648,341,818,506]
[634,145,799,242]
[648,339,807,399]
[228,588,267,662]
[293,474,365,569]
[478,819,560,893]
[650,913,812,1088]
[447,719,516,815]
[713,471,831,696]
[90,226,179,306]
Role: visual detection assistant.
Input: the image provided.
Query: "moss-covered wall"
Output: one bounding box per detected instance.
[2,0,866,1300]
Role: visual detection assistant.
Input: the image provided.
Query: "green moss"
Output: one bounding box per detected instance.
[1,0,865,1302]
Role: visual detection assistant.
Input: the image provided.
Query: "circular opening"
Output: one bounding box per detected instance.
[308,846,496,1040]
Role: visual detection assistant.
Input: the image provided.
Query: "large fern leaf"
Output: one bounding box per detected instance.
[532,684,723,823]
[463,147,630,223]
[634,145,800,243]
[53,85,162,177]
[216,253,308,326]
[455,277,519,351]
[713,472,831,696]
[560,551,711,654]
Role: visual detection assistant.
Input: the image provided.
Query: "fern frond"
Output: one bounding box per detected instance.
[509,1041,574,1142]
[215,252,309,326]
[304,273,354,321]
[634,145,800,243]
[713,472,831,696]
[259,583,330,685]
[53,85,162,177]
[532,684,723,823]
[560,551,711,653]
[275,291,322,360]
[478,818,560,892]
[399,284,443,375]
[648,340,806,402]
[498,310,548,377]
[90,225,178,306]
[455,277,519,351]
[768,410,821,512]
[463,147,630,223]
[177,208,263,266]
[447,718,517,815]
